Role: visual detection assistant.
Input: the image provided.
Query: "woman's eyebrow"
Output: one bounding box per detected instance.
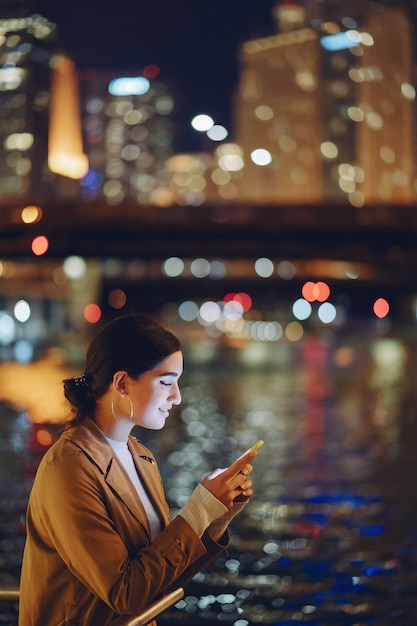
[159,371,180,378]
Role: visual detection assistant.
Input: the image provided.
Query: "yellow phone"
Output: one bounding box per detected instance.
[234,439,264,476]
[249,439,264,454]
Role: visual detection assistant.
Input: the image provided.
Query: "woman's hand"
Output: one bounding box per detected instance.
[201,449,256,509]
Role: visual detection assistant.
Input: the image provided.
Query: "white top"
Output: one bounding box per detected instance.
[106,437,161,539]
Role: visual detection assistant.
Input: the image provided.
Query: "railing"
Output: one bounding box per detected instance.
[0,587,19,601]
[0,585,184,626]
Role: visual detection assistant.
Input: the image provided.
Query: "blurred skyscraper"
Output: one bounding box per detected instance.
[232,0,416,207]
[0,0,87,209]
[80,69,178,208]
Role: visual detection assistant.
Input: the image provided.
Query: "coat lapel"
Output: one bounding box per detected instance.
[129,442,171,527]
[105,454,152,539]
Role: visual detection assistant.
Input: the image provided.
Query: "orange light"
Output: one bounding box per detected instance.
[84,303,102,323]
[21,205,42,224]
[315,281,330,302]
[373,298,389,318]
[36,429,53,447]
[108,289,127,309]
[302,281,316,302]
[302,281,330,302]
[31,235,49,256]
[48,56,88,179]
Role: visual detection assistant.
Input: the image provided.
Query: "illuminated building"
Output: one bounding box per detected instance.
[81,70,178,207]
[0,4,87,208]
[232,0,416,207]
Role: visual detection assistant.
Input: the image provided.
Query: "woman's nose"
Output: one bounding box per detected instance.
[170,384,181,405]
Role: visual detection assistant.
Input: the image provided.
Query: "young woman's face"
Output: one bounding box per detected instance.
[129,351,183,430]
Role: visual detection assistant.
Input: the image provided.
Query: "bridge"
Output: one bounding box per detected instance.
[1,201,416,305]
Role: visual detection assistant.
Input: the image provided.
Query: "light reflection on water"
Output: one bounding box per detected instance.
[2,329,417,624]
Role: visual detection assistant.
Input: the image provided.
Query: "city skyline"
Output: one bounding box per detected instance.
[35,0,278,151]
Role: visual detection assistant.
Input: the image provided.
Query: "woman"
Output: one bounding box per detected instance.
[19,314,256,626]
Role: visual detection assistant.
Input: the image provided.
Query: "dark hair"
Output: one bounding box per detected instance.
[63,314,181,425]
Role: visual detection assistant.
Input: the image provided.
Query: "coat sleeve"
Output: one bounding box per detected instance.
[30,444,227,616]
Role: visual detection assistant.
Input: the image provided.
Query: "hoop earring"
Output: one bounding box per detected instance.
[111,394,134,424]
[124,394,134,421]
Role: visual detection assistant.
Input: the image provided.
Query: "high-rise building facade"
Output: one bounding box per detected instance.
[0,5,87,209]
[232,1,416,207]
[81,70,178,208]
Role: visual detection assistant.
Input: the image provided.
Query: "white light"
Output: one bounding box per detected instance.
[199,301,221,323]
[224,300,244,321]
[250,148,272,166]
[206,125,228,141]
[63,256,87,280]
[191,114,214,132]
[190,258,210,278]
[318,302,337,323]
[108,77,150,96]
[178,301,199,321]
[14,299,30,322]
[14,339,34,363]
[0,313,15,344]
[254,257,274,278]
[163,257,184,277]
[218,154,244,171]
[292,299,312,321]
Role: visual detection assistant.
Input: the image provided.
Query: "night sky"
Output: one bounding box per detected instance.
[36,0,278,150]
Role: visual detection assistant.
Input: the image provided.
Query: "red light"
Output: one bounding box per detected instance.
[143,64,160,78]
[315,281,330,302]
[84,303,102,323]
[234,292,252,312]
[302,281,316,302]
[223,292,236,303]
[31,235,49,256]
[302,281,330,302]
[373,298,389,318]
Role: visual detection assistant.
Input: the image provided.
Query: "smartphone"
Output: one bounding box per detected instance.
[234,439,264,476]
[249,439,264,454]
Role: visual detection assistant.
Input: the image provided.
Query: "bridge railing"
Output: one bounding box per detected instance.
[0,585,184,626]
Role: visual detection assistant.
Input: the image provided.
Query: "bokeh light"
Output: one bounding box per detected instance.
[84,303,102,323]
[292,298,312,320]
[318,302,337,323]
[178,301,199,322]
[285,321,304,341]
[191,114,214,132]
[63,256,86,280]
[255,257,274,278]
[199,301,221,324]
[108,289,127,309]
[250,148,272,166]
[206,125,228,141]
[31,235,49,256]
[14,299,31,322]
[14,339,34,363]
[163,257,184,277]
[21,205,42,224]
[302,281,330,302]
[0,313,15,344]
[373,298,389,318]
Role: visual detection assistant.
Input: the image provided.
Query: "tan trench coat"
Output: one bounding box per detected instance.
[18,419,228,626]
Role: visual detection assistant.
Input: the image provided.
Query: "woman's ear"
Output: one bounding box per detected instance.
[113,370,129,395]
